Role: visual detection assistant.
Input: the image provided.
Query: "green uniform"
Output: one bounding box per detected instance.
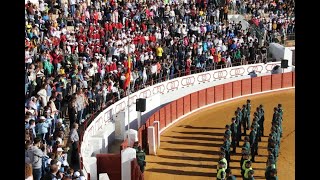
[242,141,250,154]
[230,122,237,153]
[236,112,242,145]
[136,150,146,173]
[222,139,231,168]
[242,108,248,134]
[246,102,251,128]
[241,159,250,177]
[249,130,257,161]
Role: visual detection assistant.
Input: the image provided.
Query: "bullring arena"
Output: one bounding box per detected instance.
[144,89,295,180]
[78,63,295,180]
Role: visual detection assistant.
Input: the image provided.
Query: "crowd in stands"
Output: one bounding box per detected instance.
[25,0,294,179]
[216,100,283,180]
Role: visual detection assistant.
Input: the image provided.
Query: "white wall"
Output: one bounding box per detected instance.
[81,62,294,180]
[268,43,294,66]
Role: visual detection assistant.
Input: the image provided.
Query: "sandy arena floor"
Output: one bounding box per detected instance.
[144,89,295,180]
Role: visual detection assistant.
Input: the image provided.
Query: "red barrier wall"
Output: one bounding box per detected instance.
[261,75,272,91]
[223,82,233,100]
[272,74,282,90]
[176,98,184,118]
[198,89,207,107]
[293,72,295,86]
[96,154,121,180]
[232,81,242,97]
[171,100,177,121]
[183,95,191,115]
[214,85,224,102]
[149,114,155,126]
[154,110,160,122]
[206,87,215,104]
[159,107,166,130]
[165,104,171,126]
[190,92,199,111]
[131,159,144,180]
[241,79,252,95]
[282,72,293,88]
[251,77,262,93]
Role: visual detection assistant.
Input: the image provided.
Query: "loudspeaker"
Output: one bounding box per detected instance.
[136,98,146,112]
[281,59,288,68]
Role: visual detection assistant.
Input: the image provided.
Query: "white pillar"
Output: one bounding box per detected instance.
[121,147,137,180]
[148,126,156,155]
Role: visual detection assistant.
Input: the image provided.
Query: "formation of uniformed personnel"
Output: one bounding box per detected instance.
[215,102,284,179]
[225,168,237,180]
[136,146,146,173]
[230,117,238,153]
[217,160,227,180]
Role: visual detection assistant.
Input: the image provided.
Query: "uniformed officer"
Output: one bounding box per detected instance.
[225,124,232,143]
[217,151,228,171]
[136,146,146,173]
[217,160,227,180]
[241,152,251,177]
[243,160,253,180]
[277,104,283,118]
[242,136,251,155]
[246,99,252,130]
[268,168,278,180]
[235,110,242,146]
[252,118,260,156]
[221,134,231,168]
[272,107,279,124]
[242,104,248,135]
[249,125,257,162]
[230,117,238,153]
[265,160,277,180]
[259,105,265,136]
[225,168,236,180]
[266,148,276,167]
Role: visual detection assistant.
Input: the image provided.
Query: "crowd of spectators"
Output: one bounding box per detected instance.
[24,0,294,179]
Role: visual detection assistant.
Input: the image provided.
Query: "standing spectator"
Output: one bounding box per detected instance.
[69,123,80,169]
[27,137,47,180]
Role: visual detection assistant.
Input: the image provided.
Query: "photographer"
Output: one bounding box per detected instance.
[27,137,47,180]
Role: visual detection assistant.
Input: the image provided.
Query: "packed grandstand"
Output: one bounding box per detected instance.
[25,0,294,179]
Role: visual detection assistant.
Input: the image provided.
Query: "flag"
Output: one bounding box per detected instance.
[124,54,131,91]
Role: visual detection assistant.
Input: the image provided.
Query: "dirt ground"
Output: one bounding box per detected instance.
[144,89,295,180]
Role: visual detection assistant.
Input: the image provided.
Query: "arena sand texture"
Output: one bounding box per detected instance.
[144,89,295,180]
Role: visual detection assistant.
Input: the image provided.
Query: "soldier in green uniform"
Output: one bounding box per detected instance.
[230,117,238,153]
[217,151,228,171]
[252,117,260,156]
[243,160,253,180]
[242,136,251,154]
[268,168,278,180]
[259,105,265,136]
[235,109,242,146]
[246,99,252,130]
[136,146,146,173]
[272,107,279,124]
[225,168,236,180]
[265,159,277,180]
[225,124,232,142]
[221,134,231,168]
[217,160,227,180]
[241,152,251,178]
[266,148,276,167]
[242,104,248,135]
[249,125,257,162]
